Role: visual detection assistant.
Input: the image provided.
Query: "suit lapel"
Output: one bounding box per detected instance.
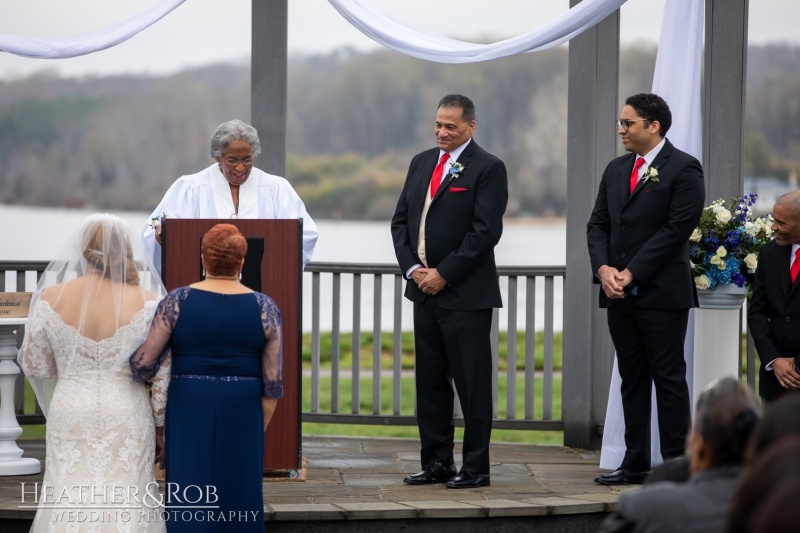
[783,245,799,299]
[619,154,636,206]
[415,150,441,205]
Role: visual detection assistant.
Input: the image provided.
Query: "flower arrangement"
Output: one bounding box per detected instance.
[689,194,773,293]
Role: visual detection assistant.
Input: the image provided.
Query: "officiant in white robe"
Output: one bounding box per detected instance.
[142,119,318,274]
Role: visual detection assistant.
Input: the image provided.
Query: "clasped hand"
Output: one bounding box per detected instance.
[598,265,634,299]
[412,267,446,295]
[772,357,800,390]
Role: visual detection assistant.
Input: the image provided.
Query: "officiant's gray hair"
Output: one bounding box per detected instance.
[209,119,262,159]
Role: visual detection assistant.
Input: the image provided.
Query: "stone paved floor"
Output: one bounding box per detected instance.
[1,437,639,522]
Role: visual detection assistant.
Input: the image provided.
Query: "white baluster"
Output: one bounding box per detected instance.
[0,318,40,475]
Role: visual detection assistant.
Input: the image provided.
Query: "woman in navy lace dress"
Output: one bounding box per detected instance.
[131,223,283,533]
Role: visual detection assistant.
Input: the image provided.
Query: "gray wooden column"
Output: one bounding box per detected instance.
[251,0,288,177]
[563,1,620,450]
[703,0,749,201]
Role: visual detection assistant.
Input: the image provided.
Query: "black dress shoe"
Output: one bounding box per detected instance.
[403,459,457,485]
[594,468,648,486]
[444,471,490,489]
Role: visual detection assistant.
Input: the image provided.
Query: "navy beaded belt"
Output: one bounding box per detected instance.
[172,373,259,382]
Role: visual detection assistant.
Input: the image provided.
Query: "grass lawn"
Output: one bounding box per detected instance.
[302,331,563,372]
[302,373,564,445]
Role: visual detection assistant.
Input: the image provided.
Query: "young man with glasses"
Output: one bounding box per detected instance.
[587,93,705,485]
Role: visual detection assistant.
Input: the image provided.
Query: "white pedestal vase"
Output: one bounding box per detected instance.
[692,284,747,404]
[0,318,40,475]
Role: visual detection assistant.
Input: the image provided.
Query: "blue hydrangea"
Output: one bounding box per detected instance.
[705,255,742,288]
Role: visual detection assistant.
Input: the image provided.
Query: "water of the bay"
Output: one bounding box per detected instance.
[1,205,567,331]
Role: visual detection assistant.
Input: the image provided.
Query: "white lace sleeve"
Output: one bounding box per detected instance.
[19,301,57,379]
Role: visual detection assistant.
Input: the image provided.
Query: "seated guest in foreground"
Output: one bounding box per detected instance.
[131,223,283,533]
[744,390,800,458]
[142,118,318,274]
[642,455,690,485]
[725,436,800,533]
[598,377,761,533]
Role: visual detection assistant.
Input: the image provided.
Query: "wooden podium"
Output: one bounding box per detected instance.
[162,218,302,470]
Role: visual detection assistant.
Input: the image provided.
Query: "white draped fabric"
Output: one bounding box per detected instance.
[0,0,185,59]
[599,0,705,470]
[328,0,628,63]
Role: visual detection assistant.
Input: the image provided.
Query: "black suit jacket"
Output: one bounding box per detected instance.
[391,139,508,311]
[587,139,705,309]
[748,240,800,400]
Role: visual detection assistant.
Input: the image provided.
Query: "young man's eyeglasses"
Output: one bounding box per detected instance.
[616,118,650,132]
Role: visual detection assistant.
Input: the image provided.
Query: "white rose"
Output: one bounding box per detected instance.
[710,255,722,265]
[690,228,702,242]
[717,260,727,270]
[715,208,732,224]
[716,246,727,258]
[695,275,711,290]
[744,253,758,273]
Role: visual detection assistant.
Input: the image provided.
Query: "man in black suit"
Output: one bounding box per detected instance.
[748,191,800,402]
[587,93,705,485]
[391,94,508,489]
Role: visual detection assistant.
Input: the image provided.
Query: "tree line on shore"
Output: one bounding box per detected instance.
[0,44,797,219]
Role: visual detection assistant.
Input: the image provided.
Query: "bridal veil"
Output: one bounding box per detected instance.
[17,213,165,416]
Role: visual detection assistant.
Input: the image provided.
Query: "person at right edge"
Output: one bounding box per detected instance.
[587,93,705,486]
[748,190,800,402]
[391,94,508,489]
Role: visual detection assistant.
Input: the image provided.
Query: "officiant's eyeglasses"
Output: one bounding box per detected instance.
[223,157,254,167]
[616,118,650,132]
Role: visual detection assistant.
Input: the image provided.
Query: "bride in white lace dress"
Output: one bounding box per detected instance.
[18,214,169,533]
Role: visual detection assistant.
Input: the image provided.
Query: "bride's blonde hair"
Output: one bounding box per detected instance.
[80,215,140,285]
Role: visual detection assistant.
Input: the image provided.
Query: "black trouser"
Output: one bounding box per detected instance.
[607,299,691,472]
[413,298,493,475]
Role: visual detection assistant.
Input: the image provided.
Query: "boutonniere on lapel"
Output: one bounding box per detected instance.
[446,162,465,182]
[642,165,660,184]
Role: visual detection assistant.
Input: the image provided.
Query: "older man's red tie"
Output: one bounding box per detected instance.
[791,248,800,283]
[430,153,450,198]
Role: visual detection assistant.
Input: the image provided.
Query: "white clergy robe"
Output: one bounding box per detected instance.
[142,163,318,274]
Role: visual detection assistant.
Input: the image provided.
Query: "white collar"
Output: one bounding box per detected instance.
[210,164,258,219]
[440,137,471,164]
[639,137,666,167]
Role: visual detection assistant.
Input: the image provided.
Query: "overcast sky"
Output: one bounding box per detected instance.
[0,0,797,79]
